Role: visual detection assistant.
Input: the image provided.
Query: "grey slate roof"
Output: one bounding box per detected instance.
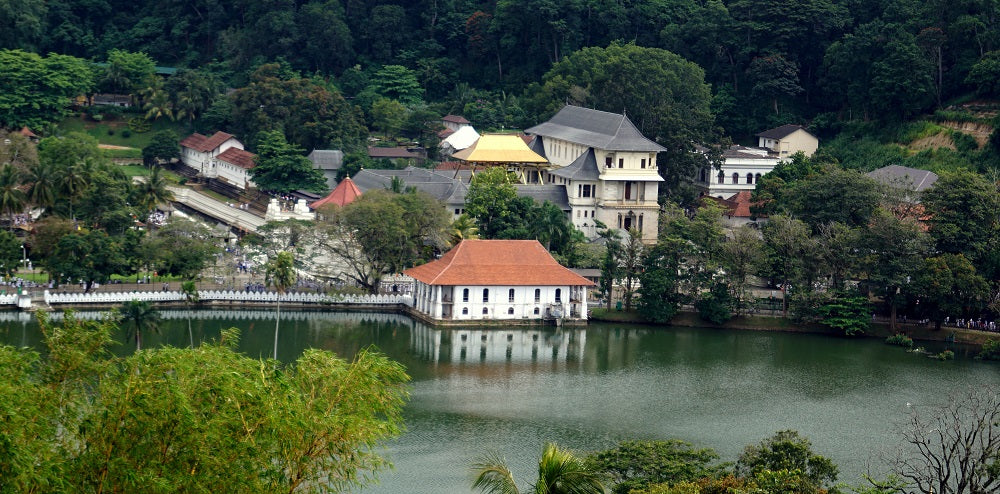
[756,124,813,140]
[866,165,939,192]
[514,185,570,211]
[307,150,343,170]
[525,105,666,152]
[722,145,775,160]
[353,167,570,211]
[549,148,600,181]
[528,135,547,158]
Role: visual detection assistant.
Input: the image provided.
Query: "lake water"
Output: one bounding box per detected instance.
[1,309,996,493]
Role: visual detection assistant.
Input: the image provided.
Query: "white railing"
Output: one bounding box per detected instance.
[44,290,413,307]
[0,294,19,306]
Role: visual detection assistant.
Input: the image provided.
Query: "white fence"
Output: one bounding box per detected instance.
[44,290,413,307]
[0,294,18,306]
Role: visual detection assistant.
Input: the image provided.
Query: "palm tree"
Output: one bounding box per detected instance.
[119,299,163,351]
[472,443,605,494]
[265,251,295,360]
[143,89,175,121]
[0,165,26,229]
[450,214,479,245]
[181,280,199,348]
[135,166,175,216]
[27,161,58,210]
[61,158,92,220]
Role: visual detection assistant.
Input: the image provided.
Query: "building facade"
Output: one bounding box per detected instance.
[405,240,593,322]
[695,145,780,198]
[525,105,665,241]
[179,131,243,177]
[756,124,819,159]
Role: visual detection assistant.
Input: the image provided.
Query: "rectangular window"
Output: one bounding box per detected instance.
[462,288,469,302]
[618,158,624,168]
[508,288,515,302]
[483,288,489,303]
[640,159,646,169]
[605,157,612,168]
[534,289,541,303]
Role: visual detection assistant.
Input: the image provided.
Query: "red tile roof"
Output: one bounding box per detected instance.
[180,131,236,153]
[434,161,473,171]
[727,191,756,217]
[405,240,595,286]
[19,127,36,138]
[310,177,362,209]
[442,115,470,124]
[216,147,256,169]
[437,128,456,139]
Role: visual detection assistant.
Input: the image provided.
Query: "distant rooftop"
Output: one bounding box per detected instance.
[756,124,814,140]
[525,105,666,153]
[866,165,939,192]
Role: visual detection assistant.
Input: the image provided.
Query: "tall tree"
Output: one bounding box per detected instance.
[0,50,93,128]
[251,130,329,194]
[760,215,812,316]
[0,164,25,227]
[265,251,296,360]
[119,299,162,351]
[861,209,931,330]
[909,254,990,330]
[181,280,199,348]
[102,49,155,95]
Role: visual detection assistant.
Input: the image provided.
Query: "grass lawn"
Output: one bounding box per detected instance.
[57,114,191,149]
[118,165,184,185]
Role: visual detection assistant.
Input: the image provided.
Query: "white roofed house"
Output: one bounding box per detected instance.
[525,105,665,242]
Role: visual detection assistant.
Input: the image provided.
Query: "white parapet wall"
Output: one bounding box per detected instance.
[44,290,413,307]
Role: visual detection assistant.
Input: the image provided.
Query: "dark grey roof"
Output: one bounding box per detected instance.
[722,145,776,160]
[514,185,570,211]
[550,148,600,181]
[866,165,939,192]
[525,105,666,152]
[528,135,547,159]
[307,150,344,170]
[756,124,814,140]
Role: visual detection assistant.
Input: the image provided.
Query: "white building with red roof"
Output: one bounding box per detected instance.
[179,131,243,177]
[404,239,594,322]
[215,147,257,189]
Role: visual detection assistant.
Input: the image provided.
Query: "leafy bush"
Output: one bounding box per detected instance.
[107,127,114,135]
[977,339,1000,360]
[128,117,151,133]
[934,350,955,361]
[121,129,132,138]
[695,281,732,325]
[885,333,914,348]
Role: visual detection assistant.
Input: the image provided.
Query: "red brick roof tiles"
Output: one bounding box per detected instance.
[180,131,236,153]
[216,147,256,169]
[310,177,362,209]
[405,240,595,287]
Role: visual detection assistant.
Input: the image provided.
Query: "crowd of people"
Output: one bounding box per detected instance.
[948,318,998,333]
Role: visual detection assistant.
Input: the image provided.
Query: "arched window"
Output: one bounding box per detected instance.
[747,172,754,184]
[507,307,514,314]
[462,288,469,302]
[533,307,540,315]
[508,288,515,302]
[462,307,468,315]
[482,288,489,303]
[732,172,739,184]
[555,288,562,303]
[717,171,725,184]
[534,289,541,303]
[482,307,489,315]
[755,173,762,183]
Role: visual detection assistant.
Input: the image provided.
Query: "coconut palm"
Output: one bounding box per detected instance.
[181,280,199,348]
[119,299,163,351]
[134,166,175,216]
[450,214,479,245]
[143,89,175,121]
[60,158,93,220]
[0,165,26,229]
[265,251,295,360]
[472,442,605,494]
[26,161,58,210]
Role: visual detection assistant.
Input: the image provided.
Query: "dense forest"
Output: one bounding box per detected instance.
[6,0,1000,139]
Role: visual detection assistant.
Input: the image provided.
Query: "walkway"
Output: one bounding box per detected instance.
[168,186,266,233]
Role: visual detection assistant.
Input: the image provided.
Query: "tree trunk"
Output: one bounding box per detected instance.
[273,300,280,360]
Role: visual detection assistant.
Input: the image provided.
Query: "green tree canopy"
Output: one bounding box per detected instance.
[473,442,604,494]
[0,49,94,128]
[102,49,155,94]
[251,130,328,194]
[141,217,219,280]
[587,440,728,494]
[737,430,839,491]
[0,314,409,492]
[909,254,990,330]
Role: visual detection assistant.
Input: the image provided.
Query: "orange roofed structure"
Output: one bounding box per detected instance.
[310,177,362,209]
[404,239,593,322]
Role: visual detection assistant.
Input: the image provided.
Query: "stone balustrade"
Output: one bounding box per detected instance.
[43,290,413,307]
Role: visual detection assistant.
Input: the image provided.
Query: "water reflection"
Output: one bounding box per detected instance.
[410,323,586,366]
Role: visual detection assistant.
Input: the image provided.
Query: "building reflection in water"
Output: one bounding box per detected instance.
[409,321,585,366]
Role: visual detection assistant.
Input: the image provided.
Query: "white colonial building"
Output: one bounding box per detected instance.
[404,239,593,322]
[179,131,244,177]
[525,105,665,241]
[215,147,256,189]
[695,145,780,198]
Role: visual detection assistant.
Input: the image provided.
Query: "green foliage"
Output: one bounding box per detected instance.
[695,281,733,325]
[966,51,1000,96]
[103,49,156,94]
[934,349,955,361]
[251,130,328,194]
[978,340,1000,360]
[141,218,219,280]
[638,238,690,324]
[885,334,915,348]
[370,65,424,105]
[141,130,179,165]
[44,229,128,290]
[0,313,409,492]
[816,292,871,336]
[0,230,23,278]
[0,49,94,129]
[118,299,162,351]
[908,254,990,329]
[472,442,604,494]
[586,440,728,494]
[737,430,839,491]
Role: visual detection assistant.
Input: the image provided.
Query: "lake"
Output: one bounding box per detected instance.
[1,309,996,493]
